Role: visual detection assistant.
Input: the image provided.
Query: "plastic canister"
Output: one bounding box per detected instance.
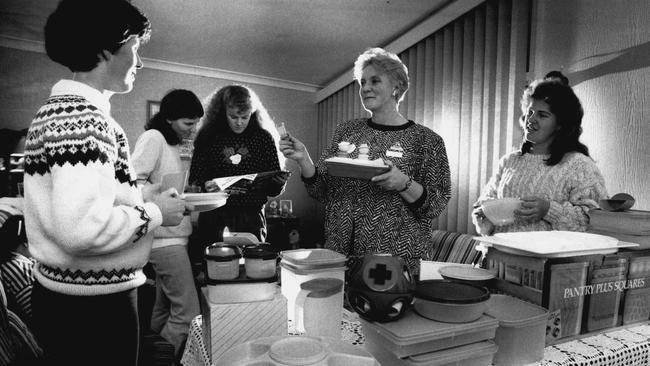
[214,336,379,365]
[485,294,548,366]
[279,249,346,323]
[205,244,241,280]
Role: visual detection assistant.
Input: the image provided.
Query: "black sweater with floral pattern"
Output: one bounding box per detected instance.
[189,127,283,209]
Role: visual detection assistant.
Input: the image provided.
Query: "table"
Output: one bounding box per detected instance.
[181,314,650,366]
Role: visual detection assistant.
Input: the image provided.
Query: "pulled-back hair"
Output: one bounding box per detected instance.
[353,47,409,105]
[45,0,151,72]
[519,74,589,165]
[145,89,204,145]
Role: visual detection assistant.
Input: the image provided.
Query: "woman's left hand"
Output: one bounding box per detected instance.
[370,160,409,191]
[515,196,550,223]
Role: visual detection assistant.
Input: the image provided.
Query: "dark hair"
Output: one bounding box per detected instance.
[544,70,569,86]
[0,128,28,158]
[519,76,589,165]
[194,85,284,166]
[45,0,151,72]
[145,89,204,145]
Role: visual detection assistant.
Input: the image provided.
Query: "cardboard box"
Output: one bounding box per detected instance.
[199,287,287,363]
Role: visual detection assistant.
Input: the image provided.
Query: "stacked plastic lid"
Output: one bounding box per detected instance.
[360,308,498,366]
[279,248,347,272]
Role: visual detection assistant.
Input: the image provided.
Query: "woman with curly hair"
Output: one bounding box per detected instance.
[189,85,287,261]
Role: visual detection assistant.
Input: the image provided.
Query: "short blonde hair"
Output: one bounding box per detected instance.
[353,47,409,104]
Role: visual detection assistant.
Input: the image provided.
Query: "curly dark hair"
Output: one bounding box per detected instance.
[45,0,151,72]
[145,89,204,145]
[519,74,589,166]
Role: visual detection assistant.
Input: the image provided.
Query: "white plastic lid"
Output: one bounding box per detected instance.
[280,248,347,269]
[485,294,548,328]
[269,337,327,365]
[362,308,498,345]
[408,340,497,364]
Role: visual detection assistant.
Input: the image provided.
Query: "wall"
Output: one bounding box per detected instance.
[530,0,650,210]
[0,46,322,245]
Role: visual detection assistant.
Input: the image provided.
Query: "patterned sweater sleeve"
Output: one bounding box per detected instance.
[412,132,451,220]
[544,155,608,231]
[131,130,164,185]
[257,132,285,197]
[471,154,506,228]
[303,122,348,203]
[27,114,162,255]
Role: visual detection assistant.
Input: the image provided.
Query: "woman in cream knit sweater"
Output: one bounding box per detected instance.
[473,73,607,235]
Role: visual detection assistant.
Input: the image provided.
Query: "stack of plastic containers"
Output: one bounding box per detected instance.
[485,294,548,366]
[361,308,498,365]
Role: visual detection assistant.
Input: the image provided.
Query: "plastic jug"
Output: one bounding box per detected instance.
[294,278,344,338]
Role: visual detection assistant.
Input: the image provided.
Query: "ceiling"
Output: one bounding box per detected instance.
[0,0,452,88]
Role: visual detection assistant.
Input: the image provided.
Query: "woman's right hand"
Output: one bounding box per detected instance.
[279,133,308,162]
[153,188,185,226]
[472,206,495,236]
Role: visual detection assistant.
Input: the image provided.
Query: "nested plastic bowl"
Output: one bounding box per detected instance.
[413,280,490,323]
[481,198,522,226]
[438,265,496,288]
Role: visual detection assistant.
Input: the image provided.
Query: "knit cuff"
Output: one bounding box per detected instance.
[301,167,319,185]
[544,200,563,225]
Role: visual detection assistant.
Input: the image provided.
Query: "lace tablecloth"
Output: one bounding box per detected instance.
[180,309,365,366]
[181,315,650,366]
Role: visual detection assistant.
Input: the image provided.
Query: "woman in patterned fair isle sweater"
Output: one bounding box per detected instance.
[280,48,451,275]
[23,1,185,365]
[472,73,608,236]
[189,85,288,261]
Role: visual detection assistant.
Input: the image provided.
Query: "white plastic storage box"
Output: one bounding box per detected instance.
[279,248,346,322]
[365,339,497,366]
[485,294,548,366]
[360,309,498,358]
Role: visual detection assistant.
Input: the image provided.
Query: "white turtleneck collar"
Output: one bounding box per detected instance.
[50,79,111,116]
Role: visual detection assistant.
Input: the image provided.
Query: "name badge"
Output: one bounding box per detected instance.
[386,150,403,158]
[386,142,404,158]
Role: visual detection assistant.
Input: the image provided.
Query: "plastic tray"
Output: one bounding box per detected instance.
[477,231,637,257]
[360,309,498,358]
[215,336,379,365]
[324,158,389,180]
[280,248,347,269]
[364,339,497,366]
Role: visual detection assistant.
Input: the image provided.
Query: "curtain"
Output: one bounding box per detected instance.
[316,0,530,234]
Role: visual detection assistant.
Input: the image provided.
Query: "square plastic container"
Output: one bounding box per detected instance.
[279,249,346,322]
[365,339,497,366]
[360,309,498,358]
[484,294,548,366]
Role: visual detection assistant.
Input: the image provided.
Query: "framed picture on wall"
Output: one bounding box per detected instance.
[280,199,293,217]
[146,100,160,122]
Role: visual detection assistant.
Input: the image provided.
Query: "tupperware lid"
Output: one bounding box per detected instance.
[414,280,490,304]
[360,309,498,345]
[243,245,278,260]
[279,261,346,275]
[280,248,347,269]
[438,265,495,281]
[205,244,241,261]
[485,294,548,328]
[408,340,497,364]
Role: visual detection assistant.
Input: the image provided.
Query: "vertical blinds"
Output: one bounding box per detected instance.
[316,0,530,234]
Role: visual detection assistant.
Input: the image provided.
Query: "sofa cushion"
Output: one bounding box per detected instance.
[424,230,482,264]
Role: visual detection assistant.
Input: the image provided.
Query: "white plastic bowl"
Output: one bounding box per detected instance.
[481,198,522,226]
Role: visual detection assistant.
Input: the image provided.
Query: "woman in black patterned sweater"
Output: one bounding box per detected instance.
[189,85,287,259]
[280,48,451,274]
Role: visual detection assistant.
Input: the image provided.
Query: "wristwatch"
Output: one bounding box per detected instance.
[398,177,413,193]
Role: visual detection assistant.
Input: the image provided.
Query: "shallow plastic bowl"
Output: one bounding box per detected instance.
[413,280,490,323]
[481,198,522,226]
[599,193,635,211]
